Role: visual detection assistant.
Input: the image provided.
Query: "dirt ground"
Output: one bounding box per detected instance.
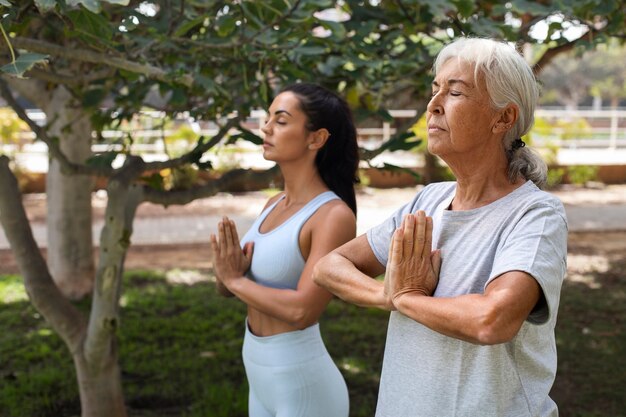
[1,185,625,274]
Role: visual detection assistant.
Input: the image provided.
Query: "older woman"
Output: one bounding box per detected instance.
[313,37,568,417]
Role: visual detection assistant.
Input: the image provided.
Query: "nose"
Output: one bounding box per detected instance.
[261,121,271,136]
[427,93,443,115]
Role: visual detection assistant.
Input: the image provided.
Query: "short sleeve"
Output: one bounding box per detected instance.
[366,201,415,267]
[489,202,568,324]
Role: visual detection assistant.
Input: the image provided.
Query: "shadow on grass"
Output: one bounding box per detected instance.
[550,255,626,417]
[0,271,388,417]
[1,255,624,417]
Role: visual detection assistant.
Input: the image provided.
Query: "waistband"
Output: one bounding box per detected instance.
[243,319,328,366]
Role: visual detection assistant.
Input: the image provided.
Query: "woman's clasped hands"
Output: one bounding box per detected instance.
[384,211,442,308]
[210,216,254,292]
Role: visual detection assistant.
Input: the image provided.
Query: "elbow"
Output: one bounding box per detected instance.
[474,310,520,346]
[312,254,333,288]
[289,306,317,330]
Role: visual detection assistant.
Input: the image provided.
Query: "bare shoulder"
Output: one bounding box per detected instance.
[308,199,357,242]
[261,192,284,211]
[314,198,356,225]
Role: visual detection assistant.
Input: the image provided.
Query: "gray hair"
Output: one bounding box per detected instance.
[434,37,547,188]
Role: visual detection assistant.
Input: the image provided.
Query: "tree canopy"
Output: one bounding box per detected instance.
[2,0,625,161]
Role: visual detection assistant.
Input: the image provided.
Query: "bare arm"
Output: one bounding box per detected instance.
[387,212,541,345]
[313,234,393,310]
[394,272,540,345]
[213,202,356,329]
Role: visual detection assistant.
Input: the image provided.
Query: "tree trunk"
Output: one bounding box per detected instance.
[74,352,127,417]
[0,155,135,417]
[43,86,95,300]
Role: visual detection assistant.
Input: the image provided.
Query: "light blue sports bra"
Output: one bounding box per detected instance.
[240,191,340,290]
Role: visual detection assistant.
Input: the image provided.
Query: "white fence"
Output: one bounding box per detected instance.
[2,108,626,172]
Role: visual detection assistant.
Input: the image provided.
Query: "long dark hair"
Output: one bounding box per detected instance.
[280,83,359,215]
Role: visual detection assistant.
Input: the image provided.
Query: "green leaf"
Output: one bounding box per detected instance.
[453,0,474,18]
[86,151,117,169]
[379,163,421,181]
[230,127,262,145]
[174,15,206,37]
[294,45,327,56]
[34,0,56,12]
[0,53,48,78]
[380,131,422,152]
[102,0,129,5]
[82,88,106,108]
[67,9,113,42]
[140,172,165,190]
[0,0,13,7]
[66,0,101,14]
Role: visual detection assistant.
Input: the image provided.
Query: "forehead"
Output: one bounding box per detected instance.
[268,91,303,114]
[433,58,479,87]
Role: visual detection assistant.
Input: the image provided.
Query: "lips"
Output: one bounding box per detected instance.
[428,123,445,131]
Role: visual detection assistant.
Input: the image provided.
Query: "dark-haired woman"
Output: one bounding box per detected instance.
[210,83,358,417]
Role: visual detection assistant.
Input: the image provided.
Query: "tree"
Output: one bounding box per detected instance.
[1,0,625,415]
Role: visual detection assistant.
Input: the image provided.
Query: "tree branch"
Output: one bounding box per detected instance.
[143,116,242,171]
[0,77,111,177]
[0,155,87,353]
[8,37,194,88]
[25,67,115,86]
[142,166,280,206]
[532,29,596,76]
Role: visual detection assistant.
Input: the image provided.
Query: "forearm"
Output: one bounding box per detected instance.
[227,278,325,328]
[313,252,392,310]
[394,293,521,345]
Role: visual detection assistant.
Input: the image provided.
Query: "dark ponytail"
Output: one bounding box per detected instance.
[281,83,360,215]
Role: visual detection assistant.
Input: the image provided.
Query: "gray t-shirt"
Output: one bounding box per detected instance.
[367,181,568,417]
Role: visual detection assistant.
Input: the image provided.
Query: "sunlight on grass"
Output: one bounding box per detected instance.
[566,254,610,289]
[165,268,210,285]
[0,275,28,303]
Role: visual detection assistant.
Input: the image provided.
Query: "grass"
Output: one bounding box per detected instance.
[1,255,625,417]
[0,270,388,417]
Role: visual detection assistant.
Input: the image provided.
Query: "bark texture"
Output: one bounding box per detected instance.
[43,86,95,300]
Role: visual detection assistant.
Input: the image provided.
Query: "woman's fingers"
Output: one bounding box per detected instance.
[413,211,426,258]
[390,227,404,265]
[402,214,415,256]
[229,219,240,244]
[222,216,234,247]
[422,216,433,259]
[210,234,219,257]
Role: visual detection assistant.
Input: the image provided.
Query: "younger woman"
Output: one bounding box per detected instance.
[210,83,359,417]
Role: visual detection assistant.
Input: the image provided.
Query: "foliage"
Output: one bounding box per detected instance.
[567,165,598,185]
[1,1,624,162]
[0,108,29,146]
[539,41,626,108]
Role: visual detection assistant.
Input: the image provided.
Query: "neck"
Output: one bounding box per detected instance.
[278,160,328,205]
[445,146,523,210]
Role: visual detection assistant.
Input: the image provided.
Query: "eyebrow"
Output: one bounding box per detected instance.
[432,79,473,88]
[273,109,292,116]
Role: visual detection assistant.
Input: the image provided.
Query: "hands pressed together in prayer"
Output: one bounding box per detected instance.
[210,216,254,294]
[384,211,442,309]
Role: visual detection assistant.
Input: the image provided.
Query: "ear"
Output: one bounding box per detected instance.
[307,128,331,151]
[492,104,519,134]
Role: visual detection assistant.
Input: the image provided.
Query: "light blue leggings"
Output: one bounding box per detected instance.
[242,320,349,417]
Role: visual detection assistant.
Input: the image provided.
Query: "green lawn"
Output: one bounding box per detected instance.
[1,258,624,417]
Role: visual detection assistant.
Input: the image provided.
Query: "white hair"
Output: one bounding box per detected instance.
[434,37,547,188]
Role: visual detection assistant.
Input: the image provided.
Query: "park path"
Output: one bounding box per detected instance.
[1,185,625,250]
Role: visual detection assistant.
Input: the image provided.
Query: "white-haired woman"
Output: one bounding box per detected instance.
[313,37,568,417]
